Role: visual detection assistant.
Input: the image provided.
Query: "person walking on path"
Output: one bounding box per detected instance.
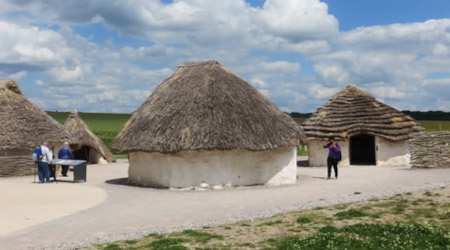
[37,142,53,183]
[324,136,341,179]
[58,142,74,177]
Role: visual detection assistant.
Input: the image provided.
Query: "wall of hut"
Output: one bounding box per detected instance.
[308,137,409,167]
[128,146,297,188]
[308,140,350,167]
[376,137,409,166]
[0,149,35,176]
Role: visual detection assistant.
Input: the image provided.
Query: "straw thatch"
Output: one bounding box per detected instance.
[63,109,116,163]
[303,84,423,141]
[0,79,74,176]
[0,79,73,150]
[112,60,306,153]
[409,131,450,169]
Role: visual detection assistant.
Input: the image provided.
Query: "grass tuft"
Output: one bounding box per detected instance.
[296,217,313,224]
[182,230,224,243]
[147,237,188,249]
[334,209,368,220]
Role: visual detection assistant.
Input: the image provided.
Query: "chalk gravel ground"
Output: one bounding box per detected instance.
[0,159,449,249]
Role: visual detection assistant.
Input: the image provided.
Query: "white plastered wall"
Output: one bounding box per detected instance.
[375,137,409,166]
[128,146,297,188]
[89,148,107,164]
[307,140,349,167]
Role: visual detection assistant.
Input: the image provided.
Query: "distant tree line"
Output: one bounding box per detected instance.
[401,111,450,121]
[287,111,450,121]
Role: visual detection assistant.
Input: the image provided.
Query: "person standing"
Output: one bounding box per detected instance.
[324,136,341,179]
[38,142,53,183]
[58,142,74,177]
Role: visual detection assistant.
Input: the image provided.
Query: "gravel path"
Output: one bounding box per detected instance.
[1,160,449,250]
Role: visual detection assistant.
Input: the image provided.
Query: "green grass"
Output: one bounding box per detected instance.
[47,111,130,156]
[181,230,224,243]
[334,209,369,220]
[274,223,449,250]
[417,120,450,131]
[147,237,188,249]
[102,244,121,250]
[296,217,313,224]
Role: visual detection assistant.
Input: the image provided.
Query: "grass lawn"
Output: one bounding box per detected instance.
[48,111,130,156]
[85,186,450,250]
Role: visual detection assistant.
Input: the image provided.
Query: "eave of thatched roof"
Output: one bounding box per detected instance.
[303,84,423,141]
[112,60,306,153]
[0,79,75,150]
[63,109,116,162]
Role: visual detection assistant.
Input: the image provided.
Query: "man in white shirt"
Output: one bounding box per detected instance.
[37,142,53,183]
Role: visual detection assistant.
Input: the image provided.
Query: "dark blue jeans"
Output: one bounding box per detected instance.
[37,161,50,183]
[327,157,339,178]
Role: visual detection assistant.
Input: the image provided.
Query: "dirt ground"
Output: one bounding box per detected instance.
[1,160,449,249]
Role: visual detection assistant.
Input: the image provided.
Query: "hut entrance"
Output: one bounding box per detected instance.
[74,146,90,161]
[350,134,376,165]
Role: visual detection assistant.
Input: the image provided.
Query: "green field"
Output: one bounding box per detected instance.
[48,112,448,157]
[48,112,130,155]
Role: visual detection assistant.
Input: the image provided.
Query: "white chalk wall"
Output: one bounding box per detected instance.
[89,149,107,164]
[128,146,297,188]
[308,140,349,167]
[308,137,409,167]
[376,137,409,166]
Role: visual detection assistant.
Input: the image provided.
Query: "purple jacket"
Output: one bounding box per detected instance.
[324,143,341,159]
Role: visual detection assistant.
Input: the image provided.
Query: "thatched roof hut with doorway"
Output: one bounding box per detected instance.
[112,60,306,188]
[63,109,116,164]
[303,84,423,167]
[0,80,74,176]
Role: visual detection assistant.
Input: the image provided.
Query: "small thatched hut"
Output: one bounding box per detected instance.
[113,60,306,188]
[63,109,116,164]
[303,84,423,167]
[0,79,74,176]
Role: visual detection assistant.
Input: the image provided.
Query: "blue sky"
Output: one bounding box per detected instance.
[0,0,449,113]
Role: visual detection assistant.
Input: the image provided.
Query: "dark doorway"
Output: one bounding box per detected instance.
[74,146,90,161]
[350,134,376,165]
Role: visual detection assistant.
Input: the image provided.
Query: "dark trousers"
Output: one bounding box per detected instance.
[61,165,69,176]
[327,157,339,178]
[37,161,50,183]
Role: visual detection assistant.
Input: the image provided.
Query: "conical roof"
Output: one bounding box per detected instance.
[303,84,423,141]
[112,60,306,153]
[0,79,74,150]
[63,109,116,162]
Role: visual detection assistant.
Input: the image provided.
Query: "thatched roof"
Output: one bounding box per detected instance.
[409,131,450,169]
[63,109,116,162]
[112,60,306,153]
[303,84,423,141]
[0,79,74,150]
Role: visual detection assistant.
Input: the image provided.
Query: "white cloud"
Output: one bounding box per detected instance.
[1,1,450,112]
[35,80,44,86]
[370,86,405,99]
[254,0,338,42]
[308,84,339,99]
[7,70,26,80]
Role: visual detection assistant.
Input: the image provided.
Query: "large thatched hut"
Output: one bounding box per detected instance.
[303,84,423,167]
[63,109,116,164]
[113,60,306,188]
[0,80,74,176]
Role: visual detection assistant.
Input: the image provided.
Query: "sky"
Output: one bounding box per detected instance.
[0,0,449,113]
